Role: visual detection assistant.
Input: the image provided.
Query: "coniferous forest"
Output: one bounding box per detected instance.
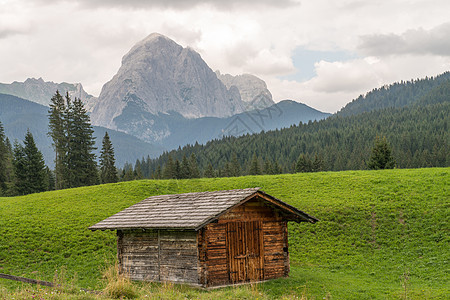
[123,73,449,180]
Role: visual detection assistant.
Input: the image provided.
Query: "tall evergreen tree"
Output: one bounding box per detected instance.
[99,132,118,184]
[48,91,68,189]
[66,96,98,187]
[368,136,396,170]
[230,153,240,177]
[0,121,7,195]
[295,154,313,173]
[13,130,48,195]
[180,154,190,179]
[312,154,325,172]
[249,154,261,175]
[204,162,215,178]
[189,153,200,178]
[163,155,176,179]
[4,137,16,195]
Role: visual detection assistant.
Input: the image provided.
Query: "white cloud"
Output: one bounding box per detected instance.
[359,23,450,57]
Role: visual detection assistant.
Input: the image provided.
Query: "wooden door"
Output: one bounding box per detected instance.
[226,221,264,283]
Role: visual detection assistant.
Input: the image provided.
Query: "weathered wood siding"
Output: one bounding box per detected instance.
[262,220,289,279]
[201,197,290,286]
[118,229,199,284]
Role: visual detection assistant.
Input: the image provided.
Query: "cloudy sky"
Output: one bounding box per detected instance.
[1,0,449,112]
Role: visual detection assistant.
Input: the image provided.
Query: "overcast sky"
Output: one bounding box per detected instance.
[1,0,449,112]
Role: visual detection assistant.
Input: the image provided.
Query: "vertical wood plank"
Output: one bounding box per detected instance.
[157,229,161,281]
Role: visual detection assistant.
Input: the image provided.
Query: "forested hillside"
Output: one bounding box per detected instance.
[128,74,449,179]
[337,71,450,116]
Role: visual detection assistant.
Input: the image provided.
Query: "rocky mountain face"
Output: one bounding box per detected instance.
[215,71,275,110]
[0,77,94,107]
[91,33,245,132]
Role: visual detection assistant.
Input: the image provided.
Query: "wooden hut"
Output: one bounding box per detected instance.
[89,188,318,287]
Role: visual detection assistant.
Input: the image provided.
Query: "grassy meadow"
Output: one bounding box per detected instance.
[0,168,448,299]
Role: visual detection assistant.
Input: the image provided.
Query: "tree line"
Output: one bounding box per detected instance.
[0,91,118,196]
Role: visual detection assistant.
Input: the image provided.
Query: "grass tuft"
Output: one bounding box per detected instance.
[102,262,138,299]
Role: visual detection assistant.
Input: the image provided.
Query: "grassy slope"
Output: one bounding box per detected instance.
[0,168,448,299]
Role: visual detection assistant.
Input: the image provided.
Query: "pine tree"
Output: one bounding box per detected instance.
[153,165,162,179]
[13,141,26,195]
[13,130,48,195]
[230,153,240,177]
[46,167,55,191]
[174,159,181,179]
[48,91,68,189]
[368,136,396,170]
[4,137,16,195]
[249,154,261,175]
[295,154,312,173]
[312,154,324,172]
[99,132,118,184]
[189,153,200,178]
[66,96,98,187]
[204,162,215,178]
[0,121,7,195]
[180,155,190,179]
[163,155,176,179]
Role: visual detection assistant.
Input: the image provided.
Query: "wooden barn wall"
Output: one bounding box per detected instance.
[262,221,289,279]
[201,197,290,286]
[117,229,199,284]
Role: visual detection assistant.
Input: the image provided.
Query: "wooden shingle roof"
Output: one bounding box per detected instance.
[89,188,318,231]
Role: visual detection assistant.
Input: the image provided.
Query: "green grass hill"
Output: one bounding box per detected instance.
[0,168,448,299]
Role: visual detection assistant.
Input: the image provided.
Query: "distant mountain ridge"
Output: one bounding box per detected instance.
[0,77,94,107]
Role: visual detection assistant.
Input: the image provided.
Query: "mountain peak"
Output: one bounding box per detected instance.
[121,33,182,66]
[91,34,245,133]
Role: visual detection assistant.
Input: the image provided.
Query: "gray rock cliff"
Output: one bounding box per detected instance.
[216,71,275,110]
[91,33,245,130]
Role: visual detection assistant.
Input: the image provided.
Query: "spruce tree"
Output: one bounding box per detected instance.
[99,132,118,184]
[67,96,98,187]
[180,154,190,179]
[0,121,7,195]
[4,137,16,195]
[189,153,200,178]
[312,154,324,172]
[249,154,261,175]
[295,154,313,173]
[48,91,68,189]
[163,155,176,179]
[13,130,48,195]
[230,153,240,177]
[368,136,396,170]
[174,159,181,179]
[204,162,215,178]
